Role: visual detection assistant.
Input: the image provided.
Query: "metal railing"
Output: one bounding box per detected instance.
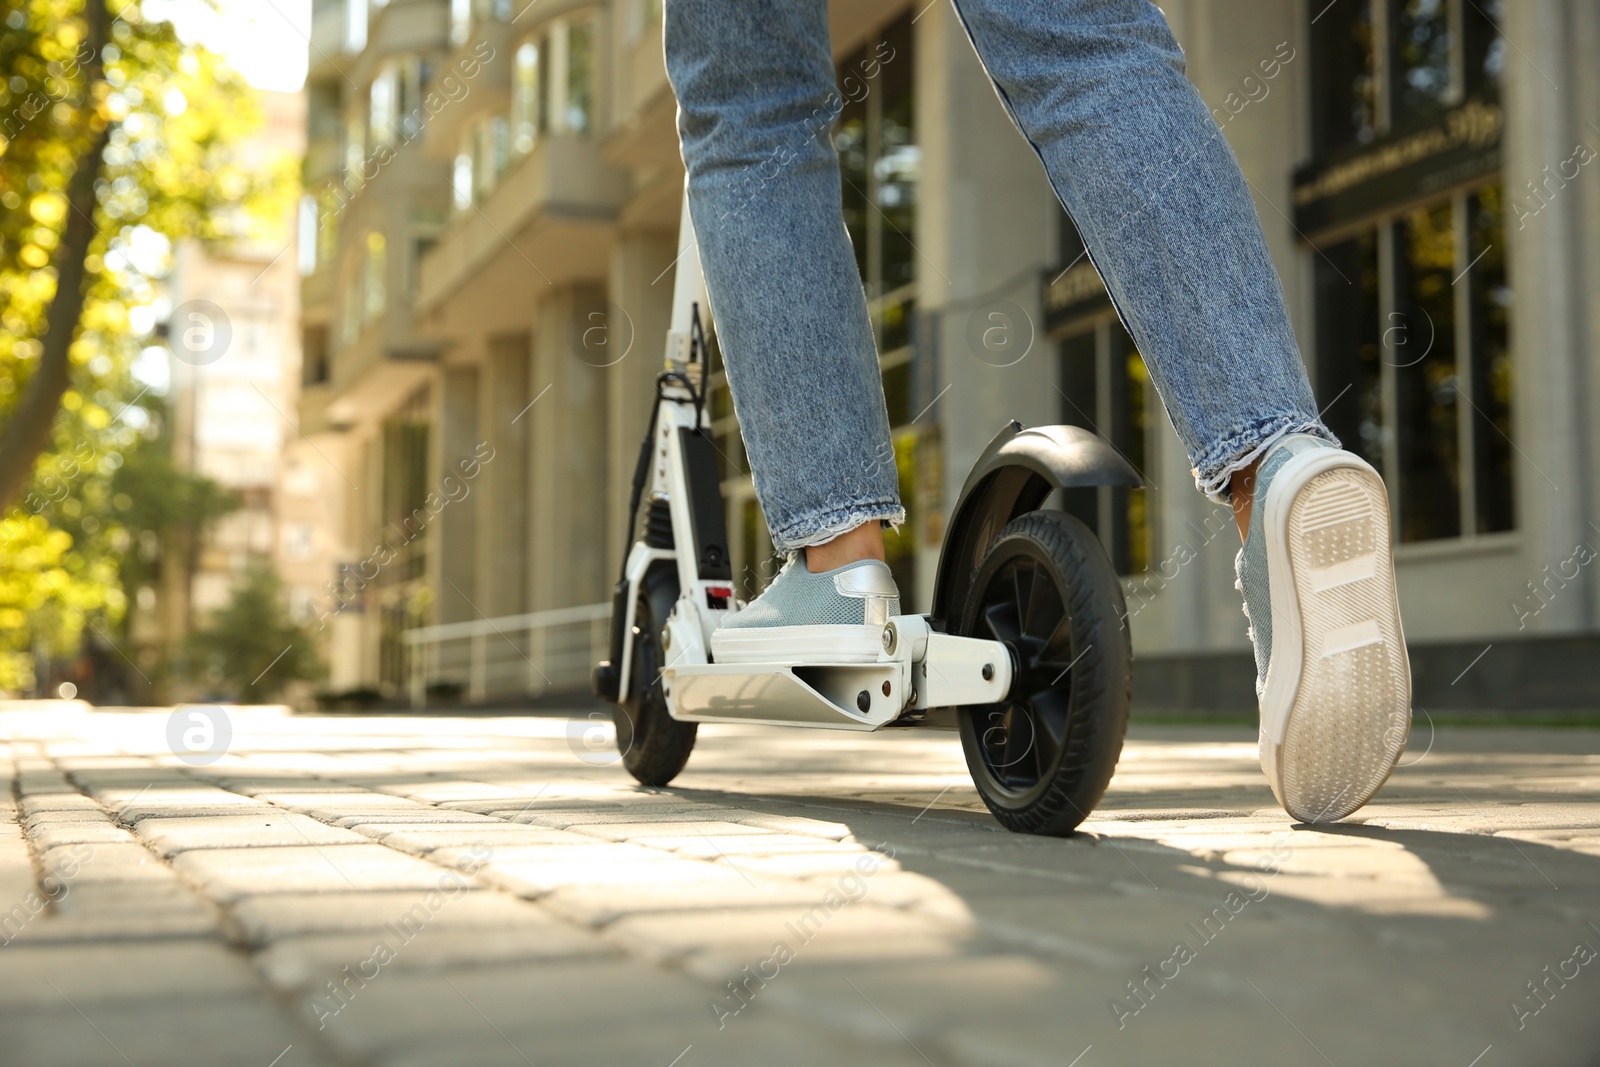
[401,602,610,706]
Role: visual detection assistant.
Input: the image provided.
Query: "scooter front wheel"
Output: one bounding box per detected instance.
[615,562,697,786]
[957,510,1131,835]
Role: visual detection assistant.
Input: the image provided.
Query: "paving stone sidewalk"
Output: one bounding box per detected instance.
[2,702,1598,1066]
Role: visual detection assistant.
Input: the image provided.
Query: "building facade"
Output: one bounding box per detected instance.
[162,89,342,704]
[300,0,1600,711]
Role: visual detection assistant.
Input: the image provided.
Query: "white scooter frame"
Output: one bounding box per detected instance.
[594,184,1142,835]
[602,191,1011,731]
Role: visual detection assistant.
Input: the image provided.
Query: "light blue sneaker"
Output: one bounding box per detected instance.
[1235,434,1411,823]
[711,555,899,665]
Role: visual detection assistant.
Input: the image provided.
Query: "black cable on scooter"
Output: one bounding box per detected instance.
[621,396,661,565]
[622,369,702,565]
[688,301,709,433]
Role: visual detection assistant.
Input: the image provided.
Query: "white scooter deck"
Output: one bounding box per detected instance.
[662,612,1013,731]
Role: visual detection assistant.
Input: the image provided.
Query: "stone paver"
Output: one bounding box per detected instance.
[2,706,1599,1066]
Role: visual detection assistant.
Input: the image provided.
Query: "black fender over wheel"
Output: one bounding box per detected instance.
[614,563,697,786]
[957,510,1131,835]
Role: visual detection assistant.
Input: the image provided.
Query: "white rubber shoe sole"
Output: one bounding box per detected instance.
[1257,449,1411,823]
[710,624,883,665]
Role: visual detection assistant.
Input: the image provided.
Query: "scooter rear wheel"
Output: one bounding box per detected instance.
[615,563,697,786]
[957,510,1130,835]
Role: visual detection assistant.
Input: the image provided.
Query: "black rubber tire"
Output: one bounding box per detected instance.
[957,510,1131,836]
[615,563,698,786]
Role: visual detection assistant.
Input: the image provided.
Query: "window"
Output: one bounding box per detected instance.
[563,16,595,133]
[513,17,595,141]
[369,63,397,148]
[1309,1,1513,541]
[364,231,387,324]
[396,56,423,140]
[528,15,598,135]
[411,236,438,301]
[512,41,541,154]
[378,387,433,691]
[452,149,473,213]
[368,57,422,146]
[1316,187,1513,541]
[296,195,318,275]
[343,109,365,183]
[1466,187,1513,533]
[470,116,510,200]
[449,0,471,46]
[835,14,920,593]
[1057,317,1152,576]
[1309,0,1378,155]
[317,189,339,267]
[346,0,368,52]
[302,324,329,386]
[1310,0,1504,159]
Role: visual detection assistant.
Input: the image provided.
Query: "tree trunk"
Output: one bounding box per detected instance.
[0,0,110,513]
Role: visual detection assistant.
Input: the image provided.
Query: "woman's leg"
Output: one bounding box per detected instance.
[948,0,1335,501]
[663,0,904,557]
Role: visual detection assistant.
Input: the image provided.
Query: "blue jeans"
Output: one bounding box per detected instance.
[664,0,1334,553]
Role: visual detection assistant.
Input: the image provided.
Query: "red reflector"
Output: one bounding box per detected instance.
[707,586,732,597]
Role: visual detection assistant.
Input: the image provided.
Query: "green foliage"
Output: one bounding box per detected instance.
[0,510,118,690]
[110,398,238,593]
[0,0,296,690]
[188,567,322,703]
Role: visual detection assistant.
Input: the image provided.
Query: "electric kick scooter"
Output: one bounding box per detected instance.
[593,188,1142,836]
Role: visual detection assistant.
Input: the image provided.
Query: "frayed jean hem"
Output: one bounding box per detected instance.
[1192,417,1339,504]
[771,502,906,553]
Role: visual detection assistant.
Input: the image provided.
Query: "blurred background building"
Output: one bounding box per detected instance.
[298,0,1599,712]
[158,88,344,704]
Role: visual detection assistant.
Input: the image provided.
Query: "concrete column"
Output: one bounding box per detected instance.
[529,285,612,613]
[476,334,532,620]
[1502,0,1594,633]
[605,228,678,580]
[433,365,481,626]
[1572,0,1600,630]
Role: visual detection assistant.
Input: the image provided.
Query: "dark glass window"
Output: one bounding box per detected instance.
[1310,0,1504,158]
[881,360,913,428]
[1057,331,1100,540]
[378,386,433,691]
[876,16,917,297]
[835,86,869,284]
[1467,186,1514,533]
[1310,0,1378,157]
[835,13,920,596]
[1394,201,1461,541]
[1314,230,1382,470]
[1109,331,1150,576]
[1308,1,1512,542]
[1462,0,1505,101]
[1314,188,1513,543]
[1391,0,1453,129]
[835,13,917,330]
[1057,322,1149,575]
